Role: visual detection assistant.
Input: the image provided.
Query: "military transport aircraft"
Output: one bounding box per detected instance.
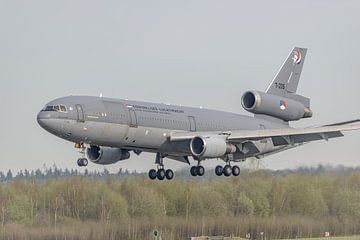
[37,47,360,180]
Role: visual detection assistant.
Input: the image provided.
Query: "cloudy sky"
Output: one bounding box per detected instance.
[1,0,359,173]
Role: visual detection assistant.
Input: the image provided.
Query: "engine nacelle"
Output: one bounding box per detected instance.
[241,91,313,121]
[190,136,236,159]
[86,146,130,165]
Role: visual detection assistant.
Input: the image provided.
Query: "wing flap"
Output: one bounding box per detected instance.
[271,131,344,146]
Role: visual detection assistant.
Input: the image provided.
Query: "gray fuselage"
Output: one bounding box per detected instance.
[37,96,286,159]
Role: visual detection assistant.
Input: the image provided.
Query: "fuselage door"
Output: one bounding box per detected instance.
[129,108,138,128]
[188,116,196,132]
[76,104,85,122]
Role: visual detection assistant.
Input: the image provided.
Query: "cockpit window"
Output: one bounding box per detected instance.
[44,106,56,111]
[43,105,67,112]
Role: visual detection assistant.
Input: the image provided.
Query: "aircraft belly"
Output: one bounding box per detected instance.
[123,126,169,149]
[98,122,128,146]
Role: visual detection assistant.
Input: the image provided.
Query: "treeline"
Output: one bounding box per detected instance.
[2,164,360,182]
[0,167,142,182]
[1,166,360,239]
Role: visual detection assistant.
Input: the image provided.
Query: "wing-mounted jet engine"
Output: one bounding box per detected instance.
[82,146,130,166]
[190,136,236,159]
[241,91,313,122]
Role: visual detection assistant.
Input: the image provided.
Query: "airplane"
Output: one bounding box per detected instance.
[37,47,360,180]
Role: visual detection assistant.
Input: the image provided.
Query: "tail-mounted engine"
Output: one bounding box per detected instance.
[86,146,130,165]
[241,91,313,121]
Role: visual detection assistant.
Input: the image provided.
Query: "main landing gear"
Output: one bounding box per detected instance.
[215,163,240,177]
[148,153,174,181]
[75,142,88,167]
[190,159,240,178]
[190,162,205,177]
[148,168,174,181]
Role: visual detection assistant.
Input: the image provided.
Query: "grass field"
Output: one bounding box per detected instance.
[281,236,360,240]
[190,236,360,240]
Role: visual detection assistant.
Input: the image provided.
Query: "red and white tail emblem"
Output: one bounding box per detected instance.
[292,50,302,65]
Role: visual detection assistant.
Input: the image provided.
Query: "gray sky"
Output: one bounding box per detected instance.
[1,0,360,173]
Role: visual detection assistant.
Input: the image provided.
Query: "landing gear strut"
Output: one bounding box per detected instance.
[148,153,174,181]
[76,142,88,167]
[215,163,240,177]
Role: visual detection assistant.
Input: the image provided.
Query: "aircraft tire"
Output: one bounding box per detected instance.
[82,158,88,167]
[77,159,82,167]
[190,166,198,176]
[157,169,166,180]
[215,166,223,176]
[223,165,232,177]
[232,166,240,176]
[149,169,157,180]
[77,158,87,167]
[165,169,174,180]
[197,166,205,176]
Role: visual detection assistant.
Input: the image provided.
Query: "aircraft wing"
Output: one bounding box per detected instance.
[170,119,360,146]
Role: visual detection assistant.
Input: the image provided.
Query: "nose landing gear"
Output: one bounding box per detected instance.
[75,142,89,167]
[77,158,88,167]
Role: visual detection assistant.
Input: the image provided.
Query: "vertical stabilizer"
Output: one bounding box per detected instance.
[266,47,307,96]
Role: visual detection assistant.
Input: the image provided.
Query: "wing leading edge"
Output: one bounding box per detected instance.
[170,119,360,146]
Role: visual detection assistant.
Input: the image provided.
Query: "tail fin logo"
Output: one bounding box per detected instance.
[280,100,287,110]
[292,50,302,65]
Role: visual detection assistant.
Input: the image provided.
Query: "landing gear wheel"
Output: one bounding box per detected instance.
[215,166,223,176]
[232,166,240,176]
[190,166,198,177]
[149,169,157,180]
[197,166,205,176]
[157,169,166,180]
[165,169,174,180]
[77,158,88,167]
[82,158,88,166]
[223,165,232,177]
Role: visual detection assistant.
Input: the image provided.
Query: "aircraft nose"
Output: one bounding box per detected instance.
[37,111,52,130]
